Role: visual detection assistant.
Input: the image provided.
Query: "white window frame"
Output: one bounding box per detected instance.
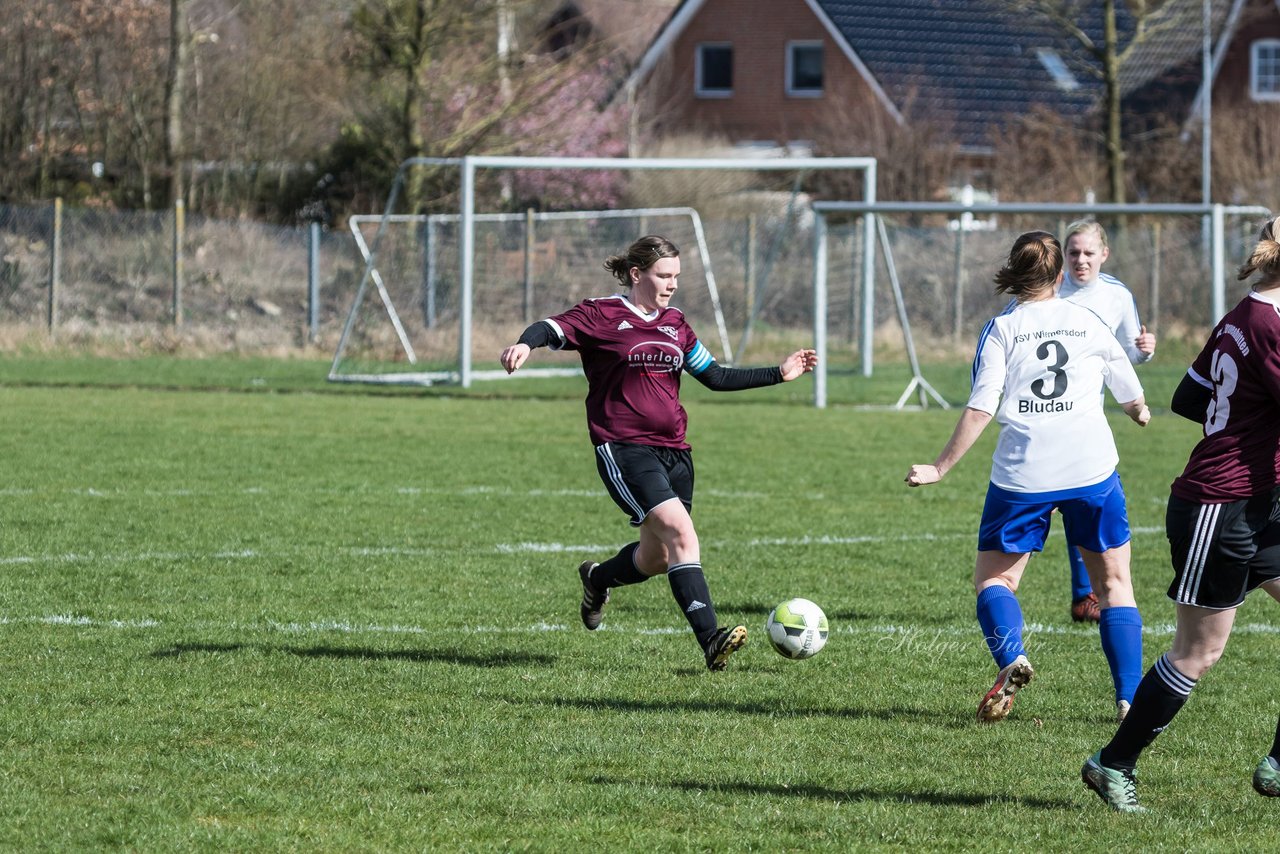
[696,43,733,98]
[786,41,824,98]
[1251,39,1280,102]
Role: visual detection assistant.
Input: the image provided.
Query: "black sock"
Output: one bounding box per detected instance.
[1102,654,1196,771]
[1270,713,1280,761]
[667,562,718,646]
[590,543,647,589]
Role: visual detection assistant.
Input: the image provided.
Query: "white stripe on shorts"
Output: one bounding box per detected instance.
[596,443,644,521]
[1176,502,1221,604]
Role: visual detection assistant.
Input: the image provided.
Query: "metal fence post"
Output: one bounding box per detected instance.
[422,217,436,328]
[48,197,62,332]
[308,221,320,343]
[172,199,184,326]
[1211,203,1225,323]
[951,226,966,344]
[523,207,534,324]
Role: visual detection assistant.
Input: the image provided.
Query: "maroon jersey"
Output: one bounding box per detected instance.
[1171,292,1280,502]
[544,294,704,448]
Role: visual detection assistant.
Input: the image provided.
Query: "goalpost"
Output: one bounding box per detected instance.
[329,155,878,390]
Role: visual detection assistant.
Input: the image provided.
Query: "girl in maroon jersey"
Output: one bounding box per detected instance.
[1083,215,1280,812]
[500,235,817,671]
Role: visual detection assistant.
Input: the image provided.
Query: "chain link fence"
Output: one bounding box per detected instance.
[0,201,367,351]
[2,199,1273,366]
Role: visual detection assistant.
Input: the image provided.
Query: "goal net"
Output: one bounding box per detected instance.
[329,155,877,388]
[338,207,729,384]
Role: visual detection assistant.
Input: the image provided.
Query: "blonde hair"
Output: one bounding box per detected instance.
[603,235,680,285]
[1064,220,1109,250]
[1236,216,1280,282]
[994,231,1062,300]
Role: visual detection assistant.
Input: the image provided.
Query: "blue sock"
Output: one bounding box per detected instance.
[1068,542,1092,600]
[976,585,1025,668]
[1099,606,1144,703]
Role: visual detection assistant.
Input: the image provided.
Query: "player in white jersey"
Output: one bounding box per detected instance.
[906,231,1151,724]
[1058,221,1156,623]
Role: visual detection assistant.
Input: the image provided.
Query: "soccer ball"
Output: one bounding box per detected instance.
[765,598,829,659]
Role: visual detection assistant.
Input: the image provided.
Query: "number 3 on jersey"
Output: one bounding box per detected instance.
[1206,349,1238,435]
[1031,339,1069,400]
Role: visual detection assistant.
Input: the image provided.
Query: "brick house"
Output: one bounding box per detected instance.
[605,0,1280,201]
[617,0,1105,159]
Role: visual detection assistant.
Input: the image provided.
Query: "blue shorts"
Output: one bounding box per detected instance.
[978,472,1131,554]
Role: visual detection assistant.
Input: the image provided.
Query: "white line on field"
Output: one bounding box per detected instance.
[495,526,1166,553]
[3,613,1278,639]
[0,546,447,566]
[0,525,1172,567]
[0,485,770,500]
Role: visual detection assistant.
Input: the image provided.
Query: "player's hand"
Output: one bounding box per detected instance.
[1135,325,1156,356]
[905,464,940,487]
[1122,399,1151,426]
[780,349,818,381]
[500,343,531,374]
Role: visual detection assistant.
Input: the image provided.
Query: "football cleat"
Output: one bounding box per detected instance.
[1253,756,1280,797]
[977,655,1034,723]
[1071,592,1101,623]
[704,625,747,671]
[578,561,608,631]
[1116,700,1131,723]
[1082,751,1146,813]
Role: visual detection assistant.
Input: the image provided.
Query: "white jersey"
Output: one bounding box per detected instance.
[969,299,1143,493]
[1060,271,1151,364]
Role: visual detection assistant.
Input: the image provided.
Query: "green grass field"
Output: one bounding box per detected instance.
[1,354,1277,850]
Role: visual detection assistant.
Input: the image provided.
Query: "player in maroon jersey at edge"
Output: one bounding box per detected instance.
[500,235,817,671]
[1083,216,1280,812]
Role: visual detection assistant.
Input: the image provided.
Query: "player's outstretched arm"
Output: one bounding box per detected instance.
[500,321,556,374]
[690,348,815,391]
[905,407,992,487]
[1121,396,1151,426]
[779,349,819,382]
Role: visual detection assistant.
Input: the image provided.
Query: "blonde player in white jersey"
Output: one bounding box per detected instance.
[906,231,1151,724]
[1057,221,1156,623]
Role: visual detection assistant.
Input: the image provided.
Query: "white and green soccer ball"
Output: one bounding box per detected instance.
[765,597,829,659]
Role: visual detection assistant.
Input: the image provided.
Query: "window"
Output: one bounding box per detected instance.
[696,43,733,97]
[1035,48,1079,92]
[1251,39,1280,101]
[787,42,824,97]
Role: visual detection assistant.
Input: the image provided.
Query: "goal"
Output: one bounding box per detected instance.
[328,155,878,389]
[811,199,1273,409]
[338,207,730,385]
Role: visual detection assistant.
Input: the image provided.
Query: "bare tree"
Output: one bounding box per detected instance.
[997,0,1188,204]
[0,1,169,205]
[343,0,632,212]
[165,0,190,206]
